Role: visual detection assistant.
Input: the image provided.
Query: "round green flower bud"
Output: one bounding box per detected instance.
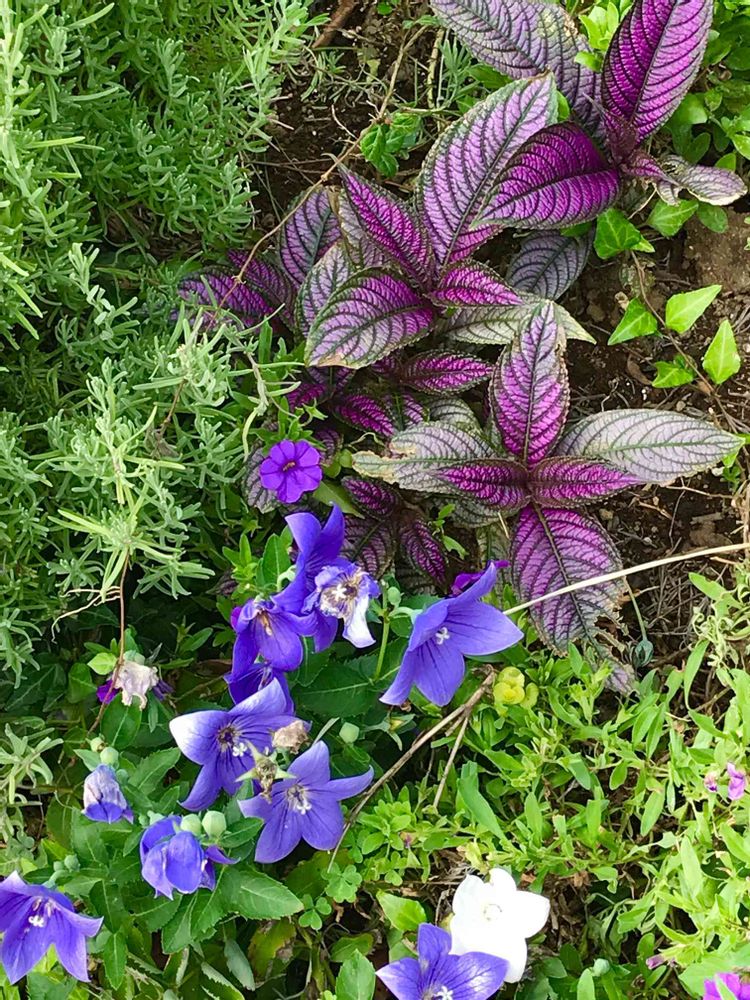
[339,722,360,744]
[180,815,203,836]
[90,737,106,753]
[201,811,227,839]
[100,747,119,767]
[63,854,80,872]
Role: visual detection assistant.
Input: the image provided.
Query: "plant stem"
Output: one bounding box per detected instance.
[372,613,390,683]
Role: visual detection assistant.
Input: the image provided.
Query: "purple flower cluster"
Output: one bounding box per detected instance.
[140,816,235,898]
[704,763,747,801]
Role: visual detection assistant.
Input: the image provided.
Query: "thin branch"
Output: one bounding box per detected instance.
[432,711,471,809]
[312,0,358,49]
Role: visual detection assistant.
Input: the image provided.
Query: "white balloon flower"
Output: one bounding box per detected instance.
[449,868,550,983]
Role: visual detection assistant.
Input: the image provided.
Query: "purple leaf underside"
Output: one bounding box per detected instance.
[530,456,640,506]
[430,0,600,127]
[491,302,569,464]
[244,447,280,513]
[178,273,268,328]
[296,243,354,335]
[278,189,341,289]
[306,270,435,368]
[439,459,529,510]
[557,409,740,483]
[442,298,593,347]
[343,516,397,578]
[511,505,625,652]
[343,477,402,517]
[396,351,494,394]
[655,155,747,207]
[479,123,621,231]
[430,261,523,307]
[602,0,711,141]
[416,76,556,265]
[506,230,593,301]
[401,516,449,584]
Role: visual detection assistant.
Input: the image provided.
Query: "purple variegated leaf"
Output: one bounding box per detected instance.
[602,0,711,141]
[333,190,398,269]
[654,155,747,206]
[479,123,621,231]
[444,297,594,346]
[225,253,295,327]
[340,169,436,287]
[353,422,494,491]
[429,261,522,307]
[178,272,268,328]
[620,148,670,181]
[439,459,529,510]
[342,477,402,517]
[306,270,434,368]
[416,76,556,265]
[428,397,482,428]
[529,456,640,506]
[490,302,569,463]
[395,351,493,394]
[315,424,342,465]
[602,110,640,166]
[244,446,279,513]
[430,0,599,127]
[511,505,625,652]
[556,409,740,483]
[287,366,354,410]
[286,379,329,411]
[330,393,397,437]
[296,243,354,335]
[343,515,397,578]
[401,515,449,585]
[278,189,340,289]
[506,231,593,301]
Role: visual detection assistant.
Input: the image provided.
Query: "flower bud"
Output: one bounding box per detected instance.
[63,855,80,872]
[180,815,203,836]
[90,737,106,754]
[339,722,360,744]
[100,747,119,767]
[494,666,525,706]
[201,811,227,839]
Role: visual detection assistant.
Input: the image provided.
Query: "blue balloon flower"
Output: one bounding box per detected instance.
[140,817,235,899]
[82,765,133,824]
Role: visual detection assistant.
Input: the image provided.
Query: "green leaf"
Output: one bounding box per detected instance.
[101,698,142,749]
[640,787,665,836]
[577,968,597,1000]
[336,952,376,1000]
[67,661,98,703]
[296,659,377,717]
[696,202,728,233]
[458,762,504,837]
[646,198,697,236]
[330,933,375,963]
[377,891,426,932]
[103,929,127,989]
[224,939,256,990]
[161,895,199,952]
[665,284,722,333]
[679,836,703,898]
[608,299,658,345]
[219,868,302,919]
[25,974,75,1000]
[199,962,244,1000]
[128,748,182,794]
[703,319,741,384]
[257,530,291,591]
[594,208,654,259]
[652,357,695,387]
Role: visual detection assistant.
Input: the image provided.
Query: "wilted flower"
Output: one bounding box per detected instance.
[82,765,133,824]
[169,680,303,810]
[140,816,235,898]
[0,872,103,984]
[449,868,550,983]
[239,741,372,863]
[259,439,322,504]
[381,563,523,707]
[377,923,508,1000]
[727,763,746,801]
[97,657,170,709]
[305,563,380,648]
[231,595,314,673]
[704,772,719,794]
[704,973,750,999]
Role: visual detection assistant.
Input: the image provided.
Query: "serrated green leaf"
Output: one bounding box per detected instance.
[128,748,181,794]
[101,699,142,750]
[219,868,302,919]
[103,929,127,989]
[223,939,256,990]
[665,284,722,333]
[703,319,741,384]
[608,299,658,345]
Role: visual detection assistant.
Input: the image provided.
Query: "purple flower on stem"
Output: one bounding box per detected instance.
[305,563,380,649]
[727,763,747,801]
[239,741,372,863]
[169,680,303,810]
[451,560,509,596]
[376,923,508,1000]
[226,660,294,711]
[231,596,314,673]
[0,872,102,984]
[82,765,133,824]
[704,972,750,999]
[704,772,719,794]
[140,817,235,899]
[381,563,523,707]
[259,440,323,504]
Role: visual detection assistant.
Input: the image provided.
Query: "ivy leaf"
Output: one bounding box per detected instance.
[646,198,698,236]
[594,208,653,259]
[607,299,657,345]
[652,358,695,387]
[703,319,741,384]
[665,284,721,333]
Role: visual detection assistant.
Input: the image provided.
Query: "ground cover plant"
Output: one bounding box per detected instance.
[1,0,750,997]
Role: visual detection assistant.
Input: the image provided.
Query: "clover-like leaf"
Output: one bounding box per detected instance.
[306,270,435,368]
[529,456,640,506]
[479,123,621,230]
[655,155,747,207]
[438,459,529,510]
[416,76,556,265]
[506,231,593,300]
[429,261,523,307]
[296,243,354,335]
[511,505,625,651]
[557,409,740,482]
[278,189,340,289]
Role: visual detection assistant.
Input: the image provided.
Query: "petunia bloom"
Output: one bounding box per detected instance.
[381,563,523,707]
[169,680,303,810]
[704,972,750,999]
[0,872,103,984]
[259,439,323,505]
[727,763,747,801]
[97,657,170,708]
[82,765,133,824]
[239,741,372,863]
[231,595,314,673]
[304,563,380,649]
[449,868,550,983]
[140,817,235,899]
[377,922,508,1000]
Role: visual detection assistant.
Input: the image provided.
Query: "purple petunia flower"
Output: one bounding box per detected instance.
[304,562,380,649]
[451,560,509,596]
[239,741,372,863]
[259,439,323,505]
[381,563,523,707]
[226,659,294,711]
[231,595,315,673]
[140,816,235,899]
[169,680,304,810]
[0,872,103,984]
[82,765,133,824]
[704,972,750,999]
[377,923,508,1000]
[727,764,747,801]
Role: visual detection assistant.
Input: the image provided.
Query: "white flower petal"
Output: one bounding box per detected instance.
[448,912,501,958]
[451,873,489,917]
[487,867,518,901]
[511,889,550,937]
[501,936,529,983]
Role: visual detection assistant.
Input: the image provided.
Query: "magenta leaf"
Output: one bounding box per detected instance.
[416,76,556,265]
[506,231,593,300]
[557,409,740,483]
[602,0,711,141]
[334,191,392,269]
[655,155,747,206]
[438,459,529,510]
[178,272,268,328]
[339,169,436,287]
[343,515,397,578]
[278,189,340,289]
[225,253,295,327]
[296,243,354,335]
[306,270,435,368]
[401,515,449,585]
[395,351,493,394]
[343,477,402,517]
[530,456,640,506]
[430,0,599,127]
[430,261,523,307]
[329,393,398,437]
[479,123,621,230]
[490,302,569,464]
[244,446,279,513]
[511,505,625,651]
